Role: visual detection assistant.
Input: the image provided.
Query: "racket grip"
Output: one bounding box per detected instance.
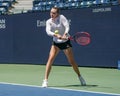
[68,36,73,40]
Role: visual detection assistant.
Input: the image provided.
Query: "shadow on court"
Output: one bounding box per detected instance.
[66,84,98,87]
[49,84,98,88]
[0,83,119,96]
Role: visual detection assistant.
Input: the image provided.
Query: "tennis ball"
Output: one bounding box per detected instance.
[55,30,59,34]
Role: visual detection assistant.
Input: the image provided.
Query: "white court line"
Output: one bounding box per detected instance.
[0,82,120,96]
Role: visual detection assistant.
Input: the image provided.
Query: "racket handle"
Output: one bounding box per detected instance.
[68,36,73,40]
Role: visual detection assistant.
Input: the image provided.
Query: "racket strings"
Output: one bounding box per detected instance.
[74,32,91,45]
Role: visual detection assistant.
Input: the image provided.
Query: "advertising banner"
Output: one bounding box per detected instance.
[0,5,120,67]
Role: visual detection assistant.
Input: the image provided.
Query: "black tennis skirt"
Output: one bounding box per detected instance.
[52,40,72,50]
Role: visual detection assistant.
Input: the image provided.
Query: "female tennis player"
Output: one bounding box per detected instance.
[42,7,86,87]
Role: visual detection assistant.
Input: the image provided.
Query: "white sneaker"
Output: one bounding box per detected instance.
[79,76,86,86]
[42,79,48,88]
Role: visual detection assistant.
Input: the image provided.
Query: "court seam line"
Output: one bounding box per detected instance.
[0,82,120,96]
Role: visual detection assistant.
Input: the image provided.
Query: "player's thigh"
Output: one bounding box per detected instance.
[63,47,75,62]
[49,45,60,58]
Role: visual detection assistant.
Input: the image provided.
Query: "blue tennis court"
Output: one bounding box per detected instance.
[0,82,119,96]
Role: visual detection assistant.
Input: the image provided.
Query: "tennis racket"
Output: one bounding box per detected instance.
[69,32,91,46]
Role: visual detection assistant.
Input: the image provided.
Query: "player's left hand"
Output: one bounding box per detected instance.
[61,33,68,40]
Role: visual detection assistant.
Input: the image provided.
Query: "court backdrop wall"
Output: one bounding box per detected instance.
[0,5,120,68]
